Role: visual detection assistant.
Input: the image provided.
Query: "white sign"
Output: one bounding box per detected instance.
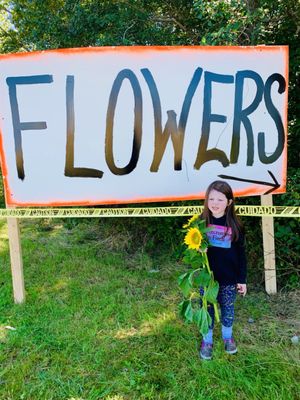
[0,46,288,206]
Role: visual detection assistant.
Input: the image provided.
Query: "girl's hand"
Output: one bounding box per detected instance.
[237,283,247,297]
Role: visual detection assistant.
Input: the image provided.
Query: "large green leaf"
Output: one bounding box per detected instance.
[204,281,219,304]
[184,301,194,322]
[193,308,202,327]
[182,249,204,269]
[179,299,193,323]
[183,248,197,260]
[194,251,207,265]
[178,299,190,319]
[178,272,193,297]
[190,258,204,269]
[193,269,211,287]
[193,307,212,336]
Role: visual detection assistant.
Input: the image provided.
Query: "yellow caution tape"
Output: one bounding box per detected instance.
[0,206,299,218]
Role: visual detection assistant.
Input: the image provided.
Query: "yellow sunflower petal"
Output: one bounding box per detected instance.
[182,214,199,228]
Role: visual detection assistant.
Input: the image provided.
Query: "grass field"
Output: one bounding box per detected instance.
[0,218,299,400]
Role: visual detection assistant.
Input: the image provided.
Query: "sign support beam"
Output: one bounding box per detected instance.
[7,217,25,303]
[261,195,277,294]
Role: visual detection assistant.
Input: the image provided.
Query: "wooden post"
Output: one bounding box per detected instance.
[7,218,25,303]
[261,195,277,294]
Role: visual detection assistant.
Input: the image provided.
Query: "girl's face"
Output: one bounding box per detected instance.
[207,189,232,218]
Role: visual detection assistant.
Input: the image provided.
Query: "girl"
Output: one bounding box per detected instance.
[199,180,247,360]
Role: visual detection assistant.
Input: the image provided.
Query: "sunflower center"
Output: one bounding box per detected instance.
[192,232,200,243]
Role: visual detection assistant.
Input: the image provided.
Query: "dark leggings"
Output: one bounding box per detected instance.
[201,284,237,329]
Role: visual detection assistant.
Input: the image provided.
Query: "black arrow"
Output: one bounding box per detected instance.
[218,170,280,195]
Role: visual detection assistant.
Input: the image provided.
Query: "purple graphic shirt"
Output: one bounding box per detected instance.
[207,224,232,248]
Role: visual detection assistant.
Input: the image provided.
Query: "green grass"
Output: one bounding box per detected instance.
[0,218,299,400]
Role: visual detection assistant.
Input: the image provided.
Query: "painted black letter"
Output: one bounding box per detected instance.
[258,73,286,164]
[142,67,203,172]
[231,70,264,165]
[6,75,53,180]
[65,75,103,178]
[194,72,233,170]
[105,69,142,175]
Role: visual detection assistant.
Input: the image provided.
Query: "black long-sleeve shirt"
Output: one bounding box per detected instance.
[206,215,247,285]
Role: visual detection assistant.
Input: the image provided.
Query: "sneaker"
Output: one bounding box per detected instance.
[199,341,213,360]
[224,338,238,354]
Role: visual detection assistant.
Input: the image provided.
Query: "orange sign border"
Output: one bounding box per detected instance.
[0,45,289,206]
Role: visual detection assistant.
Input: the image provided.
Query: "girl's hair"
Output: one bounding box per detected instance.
[202,180,244,242]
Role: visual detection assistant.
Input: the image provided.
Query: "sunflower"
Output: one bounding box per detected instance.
[184,227,202,250]
[183,214,199,228]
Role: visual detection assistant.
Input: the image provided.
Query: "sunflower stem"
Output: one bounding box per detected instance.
[203,253,212,275]
[214,303,220,323]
